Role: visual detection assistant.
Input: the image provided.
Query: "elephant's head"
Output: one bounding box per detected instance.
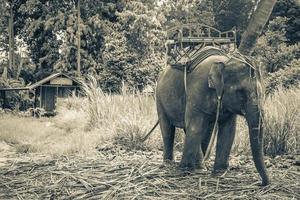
[208,54,269,186]
[208,56,264,114]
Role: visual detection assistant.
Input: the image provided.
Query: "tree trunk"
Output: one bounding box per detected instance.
[0,0,7,79]
[8,2,15,78]
[76,0,81,75]
[238,0,277,55]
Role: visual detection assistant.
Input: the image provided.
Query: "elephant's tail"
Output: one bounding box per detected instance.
[141,120,159,143]
[203,96,222,162]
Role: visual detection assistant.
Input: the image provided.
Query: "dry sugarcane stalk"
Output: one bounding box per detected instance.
[0,152,299,199]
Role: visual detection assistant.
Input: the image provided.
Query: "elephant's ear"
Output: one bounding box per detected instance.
[208,62,225,98]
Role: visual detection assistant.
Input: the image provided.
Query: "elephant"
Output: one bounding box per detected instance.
[155,48,270,186]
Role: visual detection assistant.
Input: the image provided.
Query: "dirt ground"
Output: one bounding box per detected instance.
[0,143,299,200]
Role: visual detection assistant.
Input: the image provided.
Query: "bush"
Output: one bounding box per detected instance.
[266,59,300,93]
[0,78,31,110]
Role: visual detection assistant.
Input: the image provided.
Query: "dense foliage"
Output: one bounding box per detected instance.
[271,0,300,44]
[0,0,299,93]
[254,1,300,92]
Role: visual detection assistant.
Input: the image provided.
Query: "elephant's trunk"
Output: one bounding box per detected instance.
[245,101,270,186]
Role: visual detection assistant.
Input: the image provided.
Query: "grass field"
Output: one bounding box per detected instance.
[0,81,299,199]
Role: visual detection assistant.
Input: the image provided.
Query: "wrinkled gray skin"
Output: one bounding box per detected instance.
[156,55,270,186]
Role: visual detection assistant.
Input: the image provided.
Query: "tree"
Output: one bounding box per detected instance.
[0,0,8,79]
[254,17,299,73]
[212,0,254,45]
[271,0,300,44]
[16,0,67,79]
[1,0,31,80]
[16,0,114,79]
[100,0,164,92]
[253,15,300,92]
[238,0,277,55]
[160,0,215,28]
[8,1,15,79]
[52,0,118,76]
[0,1,13,80]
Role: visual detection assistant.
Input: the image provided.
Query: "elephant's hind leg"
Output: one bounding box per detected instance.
[158,111,175,162]
[213,114,236,173]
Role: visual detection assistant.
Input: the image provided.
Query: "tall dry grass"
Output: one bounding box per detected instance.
[263,85,300,156]
[80,76,161,151]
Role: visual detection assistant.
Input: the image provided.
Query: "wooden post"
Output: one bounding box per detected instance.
[3,91,7,109]
[39,86,42,108]
[33,89,37,108]
[0,91,5,109]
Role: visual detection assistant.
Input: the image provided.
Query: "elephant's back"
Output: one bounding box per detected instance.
[156,67,186,127]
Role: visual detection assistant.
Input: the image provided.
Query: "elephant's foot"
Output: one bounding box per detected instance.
[163,154,174,162]
[212,163,229,176]
[213,162,229,172]
[178,163,199,171]
[212,168,228,177]
[261,177,270,186]
[159,159,176,169]
[179,157,203,171]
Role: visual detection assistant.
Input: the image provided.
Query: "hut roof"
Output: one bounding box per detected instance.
[27,73,80,90]
[0,73,81,91]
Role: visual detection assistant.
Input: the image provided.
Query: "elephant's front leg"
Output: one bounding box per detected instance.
[180,112,209,170]
[213,114,236,173]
